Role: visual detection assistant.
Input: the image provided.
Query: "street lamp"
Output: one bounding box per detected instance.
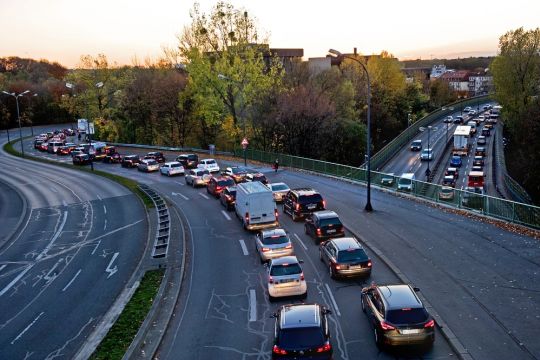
[2,90,30,156]
[419,125,437,181]
[328,49,373,212]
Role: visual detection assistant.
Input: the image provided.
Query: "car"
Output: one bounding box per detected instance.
[185,168,211,187]
[121,155,141,168]
[380,173,395,186]
[477,115,485,123]
[271,303,333,359]
[245,172,268,185]
[223,166,249,183]
[453,115,464,124]
[442,175,456,187]
[219,186,237,210]
[266,256,307,301]
[484,122,494,130]
[160,161,185,176]
[304,211,345,243]
[255,228,294,263]
[468,109,476,116]
[57,145,74,155]
[473,156,484,167]
[319,237,372,279]
[361,284,435,348]
[198,158,220,173]
[206,175,235,198]
[72,153,91,165]
[70,150,84,158]
[420,148,433,161]
[145,151,166,163]
[439,186,455,201]
[464,106,472,113]
[34,139,44,149]
[138,159,160,172]
[477,136,486,145]
[445,167,458,179]
[410,140,422,151]
[472,165,483,172]
[103,152,122,164]
[443,115,453,123]
[462,186,485,207]
[63,128,76,136]
[267,182,290,203]
[283,188,326,221]
[475,147,486,157]
[481,127,491,136]
[176,153,199,169]
[450,155,462,167]
[483,105,490,110]
[47,141,64,154]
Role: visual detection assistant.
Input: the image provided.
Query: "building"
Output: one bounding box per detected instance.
[468,71,493,96]
[430,65,448,79]
[265,47,304,73]
[440,70,471,96]
[307,57,332,75]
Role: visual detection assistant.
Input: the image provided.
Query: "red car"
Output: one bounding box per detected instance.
[219,186,237,211]
[39,142,49,151]
[207,176,235,198]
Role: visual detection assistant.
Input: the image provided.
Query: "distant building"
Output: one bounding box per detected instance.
[430,65,448,79]
[265,47,304,73]
[468,71,493,96]
[402,67,431,83]
[440,70,470,95]
[308,57,332,75]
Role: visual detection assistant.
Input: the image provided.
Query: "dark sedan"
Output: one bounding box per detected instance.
[72,153,91,165]
[121,155,141,168]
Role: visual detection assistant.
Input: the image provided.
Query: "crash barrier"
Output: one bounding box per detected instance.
[107,142,234,157]
[138,185,170,258]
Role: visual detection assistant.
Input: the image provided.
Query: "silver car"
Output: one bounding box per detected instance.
[267,256,307,301]
[138,159,159,172]
[160,161,185,176]
[268,182,290,202]
[185,168,211,187]
[256,228,294,262]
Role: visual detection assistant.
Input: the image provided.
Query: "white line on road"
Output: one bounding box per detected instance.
[11,311,45,345]
[97,194,102,201]
[199,193,210,200]
[0,264,6,273]
[221,210,231,221]
[249,289,257,322]
[62,269,82,292]
[62,200,67,207]
[239,239,249,256]
[103,205,107,214]
[91,240,101,255]
[293,233,308,251]
[324,283,341,316]
[178,193,189,200]
[50,187,58,193]
[175,181,185,186]
[103,219,107,231]
[105,252,119,278]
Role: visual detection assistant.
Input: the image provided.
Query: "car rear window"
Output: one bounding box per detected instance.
[170,163,182,168]
[337,248,368,262]
[271,184,289,191]
[195,170,209,176]
[270,263,302,276]
[253,175,266,181]
[262,235,289,245]
[319,217,342,227]
[278,327,324,349]
[299,194,323,204]
[231,167,247,174]
[188,155,198,160]
[227,188,237,196]
[146,160,158,165]
[218,178,235,187]
[386,308,428,325]
[206,159,216,164]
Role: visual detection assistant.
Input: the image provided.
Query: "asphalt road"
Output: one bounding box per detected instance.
[0,131,147,359]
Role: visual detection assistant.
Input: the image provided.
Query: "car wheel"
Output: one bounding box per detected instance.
[374,328,383,348]
[300,291,307,300]
[292,212,298,222]
[206,187,210,194]
[304,224,308,235]
[319,249,324,262]
[361,296,366,313]
[329,264,335,279]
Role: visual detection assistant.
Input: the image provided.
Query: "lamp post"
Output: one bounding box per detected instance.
[419,125,437,181]
[2,90,30,157]
[328,49,373,212]
[0,94,11,142]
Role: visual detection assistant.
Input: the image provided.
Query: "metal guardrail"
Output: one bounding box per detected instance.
[138,185,170,258]
[107,142,234,156]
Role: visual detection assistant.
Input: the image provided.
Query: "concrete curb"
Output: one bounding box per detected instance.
[0,175,29,251]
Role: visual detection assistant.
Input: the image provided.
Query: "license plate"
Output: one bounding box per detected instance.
[350,265,362,269]
[281,278,295,283]
[327,229,336,233]
[307,204,316,209]
[401,329,420,334]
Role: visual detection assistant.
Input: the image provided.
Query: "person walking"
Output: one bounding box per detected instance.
[274,159,279,173]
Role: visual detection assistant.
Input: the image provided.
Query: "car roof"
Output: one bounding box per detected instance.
[270,182,288,188]
[292,187,319,196]
[330,237,362,251]
[280,304,321,329]
[270,256,299,266]
[261,228,287,238]
[378,284,423,310]
[447,167,457,171]
[164,161,181,166]
[313,210,339,219]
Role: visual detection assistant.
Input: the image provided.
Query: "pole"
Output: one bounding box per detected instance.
[365,68,372,212]
[243,119,247,166]
[15,96,24,157]
[427,126,431,177]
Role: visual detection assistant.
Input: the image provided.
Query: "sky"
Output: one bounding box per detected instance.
[0,0,539,68]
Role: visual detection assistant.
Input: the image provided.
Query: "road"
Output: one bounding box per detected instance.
[0,130,147,359]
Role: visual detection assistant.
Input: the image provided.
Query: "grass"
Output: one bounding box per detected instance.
[3,138,154,208]
[90,269,165,360]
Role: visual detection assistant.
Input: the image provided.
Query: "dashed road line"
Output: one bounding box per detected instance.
[238,239,249,256]
[62,269,82,292]
[199,193,210,200]
[249,289,257,322]
[293,233,308,250]
[324,283,341,317]
[221,210,231,221]
[11,311,45,345]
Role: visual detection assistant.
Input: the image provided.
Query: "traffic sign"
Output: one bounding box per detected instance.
[241,138,249,149]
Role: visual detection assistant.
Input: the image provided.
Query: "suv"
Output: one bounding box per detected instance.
[319,237,372,278]
[176,153,199,169]
[255,228,294,262]
[410,140,422,151]
[304,211,345,242]
[361,284,435,347]
[283,188,326,221]
[206,176,235,198]
[145,151,166,163]
[121,155,141,168]
[271,303,333,359]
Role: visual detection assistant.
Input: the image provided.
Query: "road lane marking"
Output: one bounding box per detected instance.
[239,239,249,256]
[249,289,257,322]
[103,205,107,214]
[105,252,119,278]
[324,283,341,316]
[50,187,58,193]
[103,219,107,231]
[97,194,102,201]
[172,192,189,200]
[293,233,308,251]
[0,264,6,273]
[62,200,67,206]
[62,269,82,292]
[221,210,231,221]
[91,240,101,255]
[11,311,45,345]
[175,181,184,186]
[199,193,210,200]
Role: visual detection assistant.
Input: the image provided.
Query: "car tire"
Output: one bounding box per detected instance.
[319,249,324,262]
[268,295,276,303]
[361,296,366,313]
[304,225,308,235]
[374,328,383,348]
[300,291,307,300]
[329,264,335,279]
[292,212,298,222]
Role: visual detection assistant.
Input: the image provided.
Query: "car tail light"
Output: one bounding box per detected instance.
[367,261,372,267]
[380,321,395,330]
[245,212,249,224]
[285,243,292,249]
[424,319,435,328]
[274,209,279,218]
[262,247,271,252]
[268,276,274,284]
[316,341,331,353]
[316,228,322,236]
[295,203,300,211]
[322,200,326,208]
[300,272,304,281]
[272,345,287,355]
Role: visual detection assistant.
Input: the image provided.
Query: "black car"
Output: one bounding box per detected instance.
[319,237,372,278]
[121,155,141,168]
[271,303,333,359]
[453,115,464,124]
[304,210,345,242]
[361,284,435,348]
[283,188,326,221]
[473,156,484,167]
[176,153,199,169]
[410,140,422,151]
[245,172,268,185]
[34,139,44,149]
[72,153,91,165]
[145,151,166,163]
[219,186,237,211]
[103,152,122,164]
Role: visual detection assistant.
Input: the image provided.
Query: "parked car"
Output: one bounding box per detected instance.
[439,186,455,201]
[185,168,211,187]
[267,182,290,203]
[304,211,345,243]
[219,186,237,211]
[245,172,268,185]
[223,166,249,183]
[138,159,160,172]
[160,161,184,176]
[72,153,91,165]
[198,158,220,173]
[271,303,333,359]
[361,284,435,347]
[266,256,307,301]
[410,139,422,151]
[255,228,294,263]
[283,188,326,221]
[121,155,141,168]
[206,175,235,198]
[380,173,395,186]
[420,148,433,161]
[319,237,372,278]
[145,151,166,163]
[477,135,486,145]
[176,153,199,169]
[450,155,462,167]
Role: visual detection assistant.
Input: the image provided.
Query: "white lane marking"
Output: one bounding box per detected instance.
[293,233,308,251]
[96,194,102,201]
[172,192,189,200]
[10,311,45,345]
[62,269,82,292]
[175,181,185,186]
[105,252,119,278]
[103,219,107,231]
[88,219,143,243]
[91,240,101,255]
[103,205,107,214]
[325,283,341,317]
[249,289,257,322]
[0,264,6,273]
[239,239,249,256]
[43,259,62,283]
[62,200,68,207]
[50,187,58,193]
[221,210,231,221]
[199,193,210,200]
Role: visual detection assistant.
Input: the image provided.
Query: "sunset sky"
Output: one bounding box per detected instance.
[1,0,538,67]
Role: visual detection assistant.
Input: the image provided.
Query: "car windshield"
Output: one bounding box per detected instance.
[270,263,302,276]
[298,194,323,204]
[147,160,158,165]
[226,189,237,196]
[195,170,209,176]
[231,167,247,174]
[170,163,182,168]
[262,235,289,245]
[205,160,216,164]
[412,141,421,146]
[386,308,428,325]
[319,218,342,227]
[218,178,235,187]
[126,156,138,160]
[441,188,453,194]
[278,327,324,349]
[337,248,368,262]
[271,184,289,191]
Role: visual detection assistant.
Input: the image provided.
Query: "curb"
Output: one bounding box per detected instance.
[0,175,29,251]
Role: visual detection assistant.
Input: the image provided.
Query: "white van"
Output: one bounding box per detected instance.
[398,173,415,192]
[235,181,279,231]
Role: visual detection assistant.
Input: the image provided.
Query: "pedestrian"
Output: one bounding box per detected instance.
[274,158,279,173]
[77,132,81,141]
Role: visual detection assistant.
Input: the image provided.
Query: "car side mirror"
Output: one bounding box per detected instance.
[322,308,332,315]
[413,287,420,292]
[270,313,278,318]
[298,260,304,264]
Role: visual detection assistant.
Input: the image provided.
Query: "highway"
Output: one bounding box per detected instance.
[0,130,147,359]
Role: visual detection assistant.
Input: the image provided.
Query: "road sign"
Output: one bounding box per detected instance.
[88,122,95,135]
[241,138,249,149]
